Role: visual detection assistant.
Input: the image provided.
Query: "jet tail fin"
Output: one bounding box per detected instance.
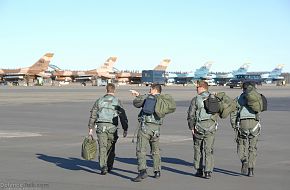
[203,61,213,70]
[154,59,171,71]
[269,64,284,77]
[30,53,54,72]
[88,56,118,77]
[232,62,250,76]
[193,61,213,79]
[98,56,117,71]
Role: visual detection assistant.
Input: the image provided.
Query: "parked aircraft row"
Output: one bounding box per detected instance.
[0,53,285,86]
[167,62,285,86]
[0,54,171,86]
[0,53,54,85]
[49,56,118,86]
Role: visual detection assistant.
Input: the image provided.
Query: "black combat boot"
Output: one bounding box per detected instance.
[107,166,113,173]
[131,169,148,182]
[100,166,108,175]
[154,171,161,179]
[241,162,248,175]
[204,171,212,179]
[195,169,203,177]
[248,168,254,177]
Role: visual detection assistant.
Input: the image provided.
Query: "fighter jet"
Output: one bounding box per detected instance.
[261,64,285,83]
[214,63,250,85]
[0,53,54,86]
[167,62,213,85]
[51,56,117,85]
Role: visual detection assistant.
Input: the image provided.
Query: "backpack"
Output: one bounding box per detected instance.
[96,95,119,123]
[244,86,267,113]
[142,94,157,115]
[155,94,176,118]
[203,94,220,114]
[203,92,237,119]
[261,94,267,112]
[215,92,237,118]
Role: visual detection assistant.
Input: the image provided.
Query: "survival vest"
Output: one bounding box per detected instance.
[238,94,257,120]
[140,94,164,125]
[95,95,119,123]
[196,92,216,122]
[142,94,157,115]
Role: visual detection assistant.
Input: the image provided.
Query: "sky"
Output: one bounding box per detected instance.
[0,0,290,73]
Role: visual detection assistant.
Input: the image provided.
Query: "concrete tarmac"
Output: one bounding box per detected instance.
[0,85,290,190]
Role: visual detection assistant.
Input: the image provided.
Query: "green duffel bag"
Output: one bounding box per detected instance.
[245,85,264,113]
[81,135,97,160]
[215,92,237,119]
[155,94,176,118]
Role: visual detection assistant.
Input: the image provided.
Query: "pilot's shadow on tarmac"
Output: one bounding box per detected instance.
[116,156,241,177]
[35,153,194,178]
[115,156,194,176]
[213,167,241,176]
[36,153,99,173]
[35,153,137,180]
[36,154,241,179]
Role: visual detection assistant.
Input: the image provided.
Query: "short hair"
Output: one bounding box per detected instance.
[242,81,256,90]
[106,83,115,93]
[197,80,208,90]
[151,83,162,93]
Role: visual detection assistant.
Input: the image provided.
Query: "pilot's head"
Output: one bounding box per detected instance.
[196,80,208,94]
[106,83,115,93]
[150,83,162,94]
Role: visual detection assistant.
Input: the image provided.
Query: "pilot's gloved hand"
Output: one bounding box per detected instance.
[88,128,94,136]
[123,130,128,138]
[130,90,140,97]
[191,129,195,135]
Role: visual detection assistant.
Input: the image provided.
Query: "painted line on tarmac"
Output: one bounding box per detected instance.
[0,131,42,138]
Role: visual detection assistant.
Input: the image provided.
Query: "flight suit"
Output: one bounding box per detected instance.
[88,94,128,173]
[187,91,218,177]
[95,123,118,170]
[230,93,261,176]
[133,94,163,173]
